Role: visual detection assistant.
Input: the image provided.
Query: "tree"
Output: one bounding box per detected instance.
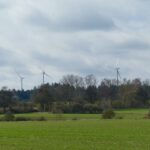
[0,87,14,112]
[86,86,97,103]
[98,79,115,100]
[60,74,84,88]
[118,79,142,108]
[85,74,97,87]
[33,84,53,112]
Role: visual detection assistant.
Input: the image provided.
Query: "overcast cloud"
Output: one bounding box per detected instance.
[0,0,149,89]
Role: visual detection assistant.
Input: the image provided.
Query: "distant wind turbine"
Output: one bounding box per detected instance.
[115,67,121,86]
[115,59,121,86]
[15,71,24,91]
[42,70,52,85]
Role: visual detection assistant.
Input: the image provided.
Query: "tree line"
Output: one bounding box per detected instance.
[0,74,150,113]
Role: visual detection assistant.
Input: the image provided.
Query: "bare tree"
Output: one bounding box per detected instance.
[60,74,84,88]
[85,74,97,87]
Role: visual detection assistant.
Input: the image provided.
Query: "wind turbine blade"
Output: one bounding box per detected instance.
[118,73,121,79]
[45,73,53,79]
[116,59,119,68]
[15,70,21,78]
[38,66,43,72]
[45,73,49,77]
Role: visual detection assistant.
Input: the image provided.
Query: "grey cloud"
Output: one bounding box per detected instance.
[0,47,14,66]
[0,1,12,9]
[27,10,51,28]
[54,13,116,31]
[0,47,28,70]
[0,4,6,9]
[100,38,150,59]
[26,9,116,32]
[0,0,150,89]
[33,52,87,72]
[120,40,150,50]
[32,51,115,78]
[110,39,150,59]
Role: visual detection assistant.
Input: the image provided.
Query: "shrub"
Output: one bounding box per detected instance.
[115,115,123,119]
[83,103,103,114]
[3,111,15,121]
[15,116,46,121]
[51,102,70,114]
[15,117,31,121]
[72,103,84,113]
[72,117,78,120]
[102,109,115,119]
[52,106,63,114]
[52,113,66,121]
[111,100,125,109]
[144,110,150,119]
[51,102,103,114]
[35,116,47,121]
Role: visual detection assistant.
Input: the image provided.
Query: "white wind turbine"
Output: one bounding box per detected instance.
[15,71,24,91]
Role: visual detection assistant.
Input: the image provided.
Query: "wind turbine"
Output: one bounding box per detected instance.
[115,67,121,86]
[42,70,52,85]
[114,59,121,86]
[15,71,24,91]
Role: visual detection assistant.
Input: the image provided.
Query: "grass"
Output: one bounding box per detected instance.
[0,120,150,150]
[0,108,146,120]
[116,108,149,119]
[11,108,149,120]
[0,109,149,149]
[15,113,101,120]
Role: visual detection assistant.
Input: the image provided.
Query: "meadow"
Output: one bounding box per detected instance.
[0,109,149,150]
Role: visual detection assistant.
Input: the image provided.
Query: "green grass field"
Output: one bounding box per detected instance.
[12,108,150,120]
[0,109,150,150]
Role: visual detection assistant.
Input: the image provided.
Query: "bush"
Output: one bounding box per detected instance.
[3,111,15,121]
[83,103,103,114]
[144,110,150,119]
[51,102,103,114]
[115,115,123,119]
[112,100,125,109]
[54,114,65,120]
[0,112,47,122]
[51,102,70,114]
[15,116,46,121]
[15,117,31,121]
[52,105,63,114]
[11,102,38,114]
[35,116,47,121]
[72,117,78,120]
[102,109,115,119]
[72,103,84,113]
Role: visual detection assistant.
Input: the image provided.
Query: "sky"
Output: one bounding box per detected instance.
[0,0,150,89]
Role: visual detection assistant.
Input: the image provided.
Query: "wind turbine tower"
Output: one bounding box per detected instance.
[116,67,121,86]
[42,71,46,85]
[16,71,24,91]
[20,76,24,91]
[42,70,51,85]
